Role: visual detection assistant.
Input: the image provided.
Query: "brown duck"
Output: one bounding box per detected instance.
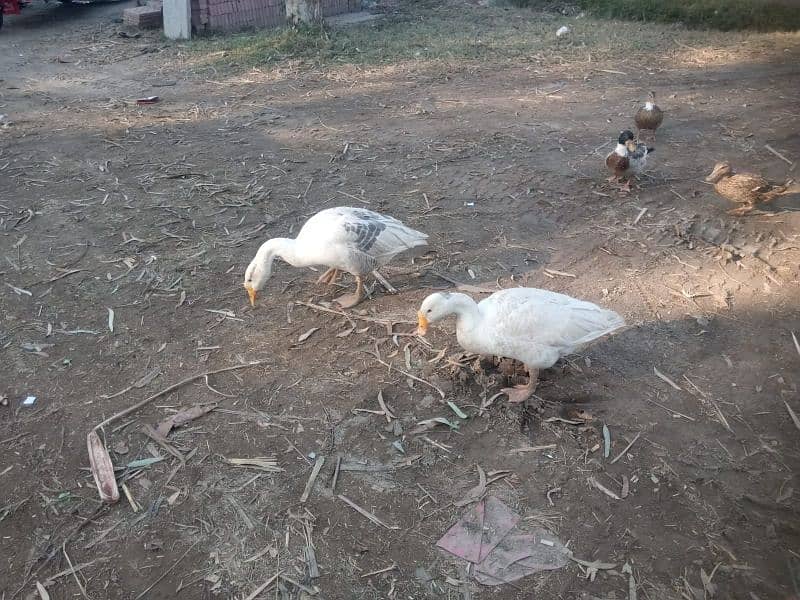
[634,91,664,140]
[705,161,800,216]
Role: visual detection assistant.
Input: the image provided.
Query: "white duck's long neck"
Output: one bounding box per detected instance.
[256,238,309,270]
[446,293,482,334]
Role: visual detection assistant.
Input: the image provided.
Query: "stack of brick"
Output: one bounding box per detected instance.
[191,0,360,32]
[123,0,163,28]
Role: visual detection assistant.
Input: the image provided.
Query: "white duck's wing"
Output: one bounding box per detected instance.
[314,207,428,274]
[479,288,625,368]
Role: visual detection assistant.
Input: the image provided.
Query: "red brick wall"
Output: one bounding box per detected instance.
[194,0,361,31]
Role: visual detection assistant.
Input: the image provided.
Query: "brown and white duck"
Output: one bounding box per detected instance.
[634,91,664,141]
[606,130,654,191]
[705,162,799,216]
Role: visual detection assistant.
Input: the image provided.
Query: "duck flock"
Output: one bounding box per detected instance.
[243,92,798,404]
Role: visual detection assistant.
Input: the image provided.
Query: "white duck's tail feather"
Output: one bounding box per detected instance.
[565,307,626,353]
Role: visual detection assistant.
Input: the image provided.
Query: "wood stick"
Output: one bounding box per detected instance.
[296,301,412,326]
[610,432,642,464]
[331,455,342,494]
[300,456,325,504]
[509,444,557,454]
[372,354,445,399]
[764,144,793,166]
[62,543,90,600]
[643,398,696,421]
[338,495,399,530]
[372,270,397,294]
[785,401,800,433]
[134,541,199,599]
[93,361,268,432]
[360,564,398,578]
[243,574,280,600]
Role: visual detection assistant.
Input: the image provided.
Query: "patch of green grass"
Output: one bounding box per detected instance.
[191,2,569,69]
[512,0,800,31]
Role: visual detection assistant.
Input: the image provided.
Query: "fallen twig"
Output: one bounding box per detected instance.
[588,477,621,500]
[361,564,398,578]
[134,540,200,600]
[338,495,399,530]
[764,144,793,166]
[300,456,325,503]
[93,360,268,432]
[62,543,90,600]
[785,401,800,434]
[87,361,268,503]
[653,367,682,391]
[610,432,642,464]
[370,352,446,399]
[297,301,410,327]
[643,398,696,421]
[509,444,557,454]
[243,574,280,600]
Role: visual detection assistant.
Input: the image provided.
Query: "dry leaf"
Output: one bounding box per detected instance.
[134,367,161,388]
[156,404,216,438]
[36,581,50,600]
[297,327,319,343]
[336,327,354,338]
[107,308,115,333]
[454,465,487,507]
[87,430,120,503]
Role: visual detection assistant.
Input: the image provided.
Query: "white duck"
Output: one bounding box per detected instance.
[244,207,428,308]
[416,288,625,403]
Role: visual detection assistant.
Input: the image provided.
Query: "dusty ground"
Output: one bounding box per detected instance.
[2,1,800,599]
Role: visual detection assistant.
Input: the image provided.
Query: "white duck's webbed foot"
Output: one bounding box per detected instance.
[501,367,540,404]
[316,268,340,285]
[334,275,364,308]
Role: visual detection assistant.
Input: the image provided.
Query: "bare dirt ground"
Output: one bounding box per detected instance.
[2,1,800,598]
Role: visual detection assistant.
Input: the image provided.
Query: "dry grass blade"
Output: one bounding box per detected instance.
[338,494,399,530]
[297,327,320,343]
[710,399,733,433]
[764,144,793,166]
[643,398,695,421]
[792,331,800,359]
[360,564,398,578]
[785,401,800,434]
[509,444,557,454]
[243,574,280,600]
[227,457,284,472]
[134,541,199,599]
[610,432,641,464]
[588,476,621,500]
[86,431,119,503]
[35,582,50,600]
[653,367,682,391]
[62,544,90,600]
[372,354,445,399]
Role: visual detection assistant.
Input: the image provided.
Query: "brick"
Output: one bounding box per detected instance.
[123,5,162,28]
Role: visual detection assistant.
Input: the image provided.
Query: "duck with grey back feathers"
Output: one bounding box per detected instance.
[244,207,428,308]
[416,288,625,404]
[606,130,654,192]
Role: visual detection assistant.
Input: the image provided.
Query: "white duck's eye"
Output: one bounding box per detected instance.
[427,309,432,313]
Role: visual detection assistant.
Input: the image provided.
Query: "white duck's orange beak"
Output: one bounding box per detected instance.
[416,311,429,336]
[244,283,257,307]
